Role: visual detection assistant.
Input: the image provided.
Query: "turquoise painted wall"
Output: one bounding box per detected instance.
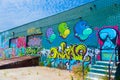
[41,19,97,49]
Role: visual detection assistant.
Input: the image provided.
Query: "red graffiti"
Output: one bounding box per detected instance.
[17,37,26,48]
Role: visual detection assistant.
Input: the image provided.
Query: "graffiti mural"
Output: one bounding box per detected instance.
[27,35,42,47]
[74,20,92,41]
[0,48,5,60]
[58,22,70,38]
[97,26,119,60]
[1,32,11,48]
[37,42,95,70]
[27,28,42,35]
[17,37,26,48]
[49,42,89,61]
[10,38,18,48]
[1,16,119,71]
[98,26,119,48]
[99,28,117,49]
[46,27,56,43]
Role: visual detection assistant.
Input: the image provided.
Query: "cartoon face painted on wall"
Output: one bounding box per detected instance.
[46,27,56,43]
[74,20,92,41]
[97,26,119,61]
[58,22,70,38]
[98,27,118,49]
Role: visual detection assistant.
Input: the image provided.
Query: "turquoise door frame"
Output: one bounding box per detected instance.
[100,49,118,61]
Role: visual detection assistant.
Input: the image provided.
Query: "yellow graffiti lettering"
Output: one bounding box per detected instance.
[49,48,58,58]
[49,42,88,61]
[75,44,87,55]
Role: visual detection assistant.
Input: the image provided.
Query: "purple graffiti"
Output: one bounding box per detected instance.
[46,28,54,38]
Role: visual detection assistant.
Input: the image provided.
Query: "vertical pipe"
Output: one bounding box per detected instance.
[94,48,96,65]
[82,61,84,80]
[115,52,116,66]
[108,64,111,80]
